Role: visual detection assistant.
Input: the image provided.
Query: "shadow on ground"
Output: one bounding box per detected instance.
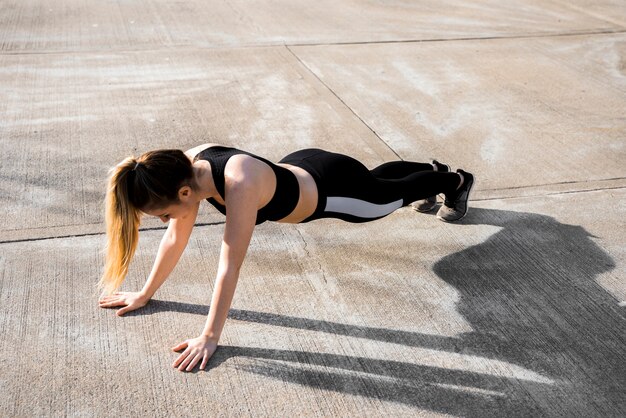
[141,208,625,416]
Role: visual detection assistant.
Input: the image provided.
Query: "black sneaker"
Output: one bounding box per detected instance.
[436,169,475,222]
[411,160,450,212]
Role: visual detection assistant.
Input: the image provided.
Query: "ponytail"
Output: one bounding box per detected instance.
[99,149,195,294]
[99,158,141,294]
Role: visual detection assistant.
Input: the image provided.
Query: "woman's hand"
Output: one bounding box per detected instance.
[98,291,149,316]
[172,335,218,372]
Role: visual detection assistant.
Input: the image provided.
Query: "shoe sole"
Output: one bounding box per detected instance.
[413,203,436,213]
[437,174,476,223]
[412,162,451,213]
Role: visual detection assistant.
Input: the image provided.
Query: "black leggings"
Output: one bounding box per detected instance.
[279,149,461,223]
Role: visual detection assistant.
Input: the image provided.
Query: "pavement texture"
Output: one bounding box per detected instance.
[1,1,625,417]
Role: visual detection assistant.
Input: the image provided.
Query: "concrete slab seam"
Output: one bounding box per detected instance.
[284,45,402,161]
[2,184,624,245]
[284,29,626,49]
[481,176,626,193]
[473,185,626,202]
[0,222,224,246]
[2,29,624,56]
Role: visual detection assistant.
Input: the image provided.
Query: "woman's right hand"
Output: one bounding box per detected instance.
[98,291,149,316]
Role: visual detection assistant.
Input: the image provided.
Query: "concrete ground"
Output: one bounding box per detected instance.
[1,0,625,416]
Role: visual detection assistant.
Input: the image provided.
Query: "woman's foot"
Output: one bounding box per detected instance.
[437,169,475,222]
[411,160,450,212]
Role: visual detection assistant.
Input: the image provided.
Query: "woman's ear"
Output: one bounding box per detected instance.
[178,186,192,201]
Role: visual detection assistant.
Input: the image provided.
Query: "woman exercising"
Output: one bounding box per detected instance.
[98,143,475,372]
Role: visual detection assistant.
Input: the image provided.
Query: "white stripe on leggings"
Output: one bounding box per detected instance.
[324,197,403,219]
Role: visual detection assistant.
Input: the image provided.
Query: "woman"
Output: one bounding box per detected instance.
[98,143,475,372]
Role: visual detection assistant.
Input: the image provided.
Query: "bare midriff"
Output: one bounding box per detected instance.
[275,163,318,223]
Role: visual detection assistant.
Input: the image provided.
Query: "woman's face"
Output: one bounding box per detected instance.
[143,201,190,223]
[142,186,195,223]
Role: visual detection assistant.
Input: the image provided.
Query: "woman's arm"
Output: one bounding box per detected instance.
[171,156,262,372]
[141,201,200,298]
[99,201,200,315]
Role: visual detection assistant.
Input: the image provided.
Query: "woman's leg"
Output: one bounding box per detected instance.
[372,170,461,207]
[370,161,434,179]
[371,160,452,212]
[292,151,461,223]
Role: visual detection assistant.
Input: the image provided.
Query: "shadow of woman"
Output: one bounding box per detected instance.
[144,302,550,415]
[432,207,625,416]
[139,208,624,416]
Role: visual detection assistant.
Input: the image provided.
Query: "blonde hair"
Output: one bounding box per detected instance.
[99,149,195,294]
[99,157,141,294]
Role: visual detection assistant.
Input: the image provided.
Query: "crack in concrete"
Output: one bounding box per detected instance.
[294,226,328,284]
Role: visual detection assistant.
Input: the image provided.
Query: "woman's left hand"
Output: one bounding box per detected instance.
[171,335,218,372]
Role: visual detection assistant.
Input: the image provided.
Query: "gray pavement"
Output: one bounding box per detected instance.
[1,1,625,416]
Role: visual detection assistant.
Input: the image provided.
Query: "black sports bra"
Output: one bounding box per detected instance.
[194,146,300,225]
